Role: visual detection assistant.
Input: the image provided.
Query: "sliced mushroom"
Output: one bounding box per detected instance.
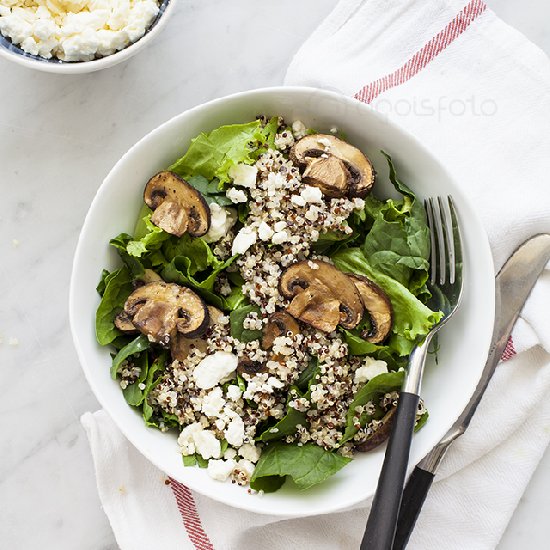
[170,306,224,361]
[290,134,375,198]
[144,171,210,237]
[302,156,350,198]
[262,311,300,350]
[348,274,393,344]
[237,359,266,377]
[122,281,209,346]
[114,311,137,332]
[279,260,364,332]
[355,407,396,452]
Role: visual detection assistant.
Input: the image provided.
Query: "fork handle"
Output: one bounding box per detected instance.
[360,391,420,550]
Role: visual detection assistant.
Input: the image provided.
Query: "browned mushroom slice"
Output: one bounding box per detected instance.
[279,260,364,331]
[286,285,341,333]
[114,311,136,332]
[348,274,393,344]
[237,359,267,377]
[143,171,211,237]
[262,311,300,350]
[122,281,209,345]
[290,134,375,198]
[170,306,224,361]
[355,407,396,452]
[302,156,350,198]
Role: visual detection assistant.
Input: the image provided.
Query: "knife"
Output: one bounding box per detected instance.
[392,233,550,550]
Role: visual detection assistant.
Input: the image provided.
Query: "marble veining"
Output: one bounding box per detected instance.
[0,0,548,548]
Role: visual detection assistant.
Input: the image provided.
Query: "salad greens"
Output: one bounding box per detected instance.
[95,117,441,495]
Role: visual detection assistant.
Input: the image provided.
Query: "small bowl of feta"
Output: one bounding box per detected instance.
[0,0,176,73]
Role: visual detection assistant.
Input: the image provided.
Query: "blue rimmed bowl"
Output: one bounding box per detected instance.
[0,0,176,74]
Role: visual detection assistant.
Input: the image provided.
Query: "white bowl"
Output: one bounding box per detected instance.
[70,87,495,517]
[0,0,176,74]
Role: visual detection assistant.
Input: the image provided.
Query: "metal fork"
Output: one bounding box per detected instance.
[360,196,464,550]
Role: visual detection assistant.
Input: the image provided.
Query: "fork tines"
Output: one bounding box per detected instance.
[425,196,458,286]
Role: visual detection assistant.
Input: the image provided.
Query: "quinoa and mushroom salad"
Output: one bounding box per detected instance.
[95,116,442,493]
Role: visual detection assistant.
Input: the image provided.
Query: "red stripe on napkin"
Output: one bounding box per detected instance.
[169,479,215,550]
[354,0,487,104]
[501,336,517,361]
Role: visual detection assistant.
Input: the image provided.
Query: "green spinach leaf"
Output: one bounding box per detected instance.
[110,335,150,380]
[230,305,262,343]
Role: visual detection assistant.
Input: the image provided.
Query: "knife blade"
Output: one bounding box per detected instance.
[392,233,550,550]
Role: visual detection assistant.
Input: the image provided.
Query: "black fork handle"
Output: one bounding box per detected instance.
[360,392,420,550]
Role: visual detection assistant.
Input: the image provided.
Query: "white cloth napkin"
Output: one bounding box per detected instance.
[82,1,550,548]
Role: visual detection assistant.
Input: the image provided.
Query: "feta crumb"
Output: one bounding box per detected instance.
[291,120,307,139]
[225,416,245,447]
[204,203,237,243]
[226,187,248,204]
[224,447,237,460]
[300,185,324,204]
[177,423,202,456]
[228,164,258,188]
[194,429,221,460]
[329,127,338,134]
[354,357,389,385]
[271,230,289,245]
[193,352,238,390]
[238,443,261,463]
[232,227,257,255]
[273,220,287,232]
[352,197,366,210]
[258,221,274,241]
[201,387,226,417]
[207,458,236,481]
[290,194,306,207]
[226,384,243,401]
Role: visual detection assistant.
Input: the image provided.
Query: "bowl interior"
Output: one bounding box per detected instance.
[70,87,494,517]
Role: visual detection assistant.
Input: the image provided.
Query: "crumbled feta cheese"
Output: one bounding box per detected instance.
[228,164,258,188]
[291,120,307,139]
[317,137,332,149]
[207,458,236,481]
[290,194,306,207]
[226,187,248,204]
[177,423,202,456]
[238,443,261,463]
[193,351,238,390]
[224,447,237,460]
[354,357,389,385]
[0,0,159,61]
[352,197,366,210]
[204,203,237,243]
[273,220,287,232]
[225,416,245,447]
[201,387,226,417]
[271,230,289,245]
[267,376,284,390]
[301,185,324,204]
[257,221,274,241]
[226,384,243,401]
[194,429,221,460]
[232,227,257,255]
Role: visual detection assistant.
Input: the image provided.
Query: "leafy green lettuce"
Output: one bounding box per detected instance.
[95,267,133,346]
[230,304,262,343]
[340,371,405,444]
[169,121,264,185]
[250,442,351,493]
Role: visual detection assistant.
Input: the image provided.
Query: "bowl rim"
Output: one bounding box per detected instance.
[0,0,177,74]
[70,86,495,516]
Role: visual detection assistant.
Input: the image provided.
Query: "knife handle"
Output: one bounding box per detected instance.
[392,466,435,550]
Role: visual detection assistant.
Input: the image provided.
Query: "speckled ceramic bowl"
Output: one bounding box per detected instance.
[70,87,495,517]
[0,0,176,74]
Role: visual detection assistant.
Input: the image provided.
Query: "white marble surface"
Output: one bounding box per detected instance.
[0,1,548,549]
